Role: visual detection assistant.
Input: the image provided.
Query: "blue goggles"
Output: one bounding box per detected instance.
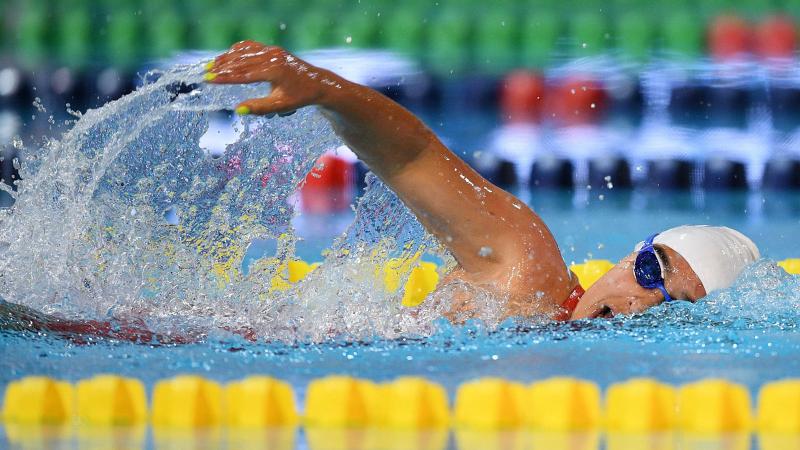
[634,233,674,302]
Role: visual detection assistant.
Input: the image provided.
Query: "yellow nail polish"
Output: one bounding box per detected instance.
[204,72,217,81]
[235,106,250,115]
[204,61,215,71]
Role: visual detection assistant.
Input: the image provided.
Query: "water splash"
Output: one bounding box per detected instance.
[0,63,461,342]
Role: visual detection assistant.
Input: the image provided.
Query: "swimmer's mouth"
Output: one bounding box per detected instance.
[593,305,615,319]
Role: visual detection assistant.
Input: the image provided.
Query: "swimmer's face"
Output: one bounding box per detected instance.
[570,245,707,320]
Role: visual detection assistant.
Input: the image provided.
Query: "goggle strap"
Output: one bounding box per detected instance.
[658,284,673,303]
[652,246,668,281]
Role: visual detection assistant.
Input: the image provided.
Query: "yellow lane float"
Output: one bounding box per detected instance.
[226,376,299,427]
[151,375,223,428]
[677,379,752,432]
[2,376,73,425]
[605,378,676,432]
[454,377,527,429]
[778,258,800,275]
[4,374,800,437]
[527,377,601,431]
[758,379,800,433]
[76,374,146,426]
[570,259,615,288]
[380,377,449,428]
[304,376,379,427]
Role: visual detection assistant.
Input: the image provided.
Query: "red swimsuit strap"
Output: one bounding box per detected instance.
[554,284,585,321]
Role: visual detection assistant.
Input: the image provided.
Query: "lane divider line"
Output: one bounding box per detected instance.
[4,375,800,433]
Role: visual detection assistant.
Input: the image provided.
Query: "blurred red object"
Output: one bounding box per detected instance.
[709,15,752,60]
[755,15,796,59]
[501,70,546,123]
[547,77,607,126]
[300,153,354,213]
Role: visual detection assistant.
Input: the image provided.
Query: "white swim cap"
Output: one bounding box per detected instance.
[638,225,760,294]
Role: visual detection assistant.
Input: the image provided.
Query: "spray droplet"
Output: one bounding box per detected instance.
[32,97,45,113]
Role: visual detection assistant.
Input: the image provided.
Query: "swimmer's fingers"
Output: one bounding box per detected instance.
[236,90,302,116]
[210,40,268,68]
[209,45,288,81]
[207,65,275,84]
[230,40,266,53]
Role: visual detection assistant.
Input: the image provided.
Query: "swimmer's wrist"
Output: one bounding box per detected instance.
[313,69,352,110]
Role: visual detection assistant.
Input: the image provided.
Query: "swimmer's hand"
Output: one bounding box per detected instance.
[205,41,338,116]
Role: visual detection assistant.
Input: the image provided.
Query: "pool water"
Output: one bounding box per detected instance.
[1,63,799,449]
[3,190,800,387]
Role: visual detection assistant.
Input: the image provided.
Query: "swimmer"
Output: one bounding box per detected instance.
[207,42,761,321]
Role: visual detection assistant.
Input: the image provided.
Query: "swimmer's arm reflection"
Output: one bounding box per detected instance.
[207,42,576,318]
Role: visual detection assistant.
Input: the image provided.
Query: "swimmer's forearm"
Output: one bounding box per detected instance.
[316,75,436,178]
[209,44,435,178]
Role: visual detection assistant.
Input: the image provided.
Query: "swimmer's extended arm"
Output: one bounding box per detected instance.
[208,42,574,305]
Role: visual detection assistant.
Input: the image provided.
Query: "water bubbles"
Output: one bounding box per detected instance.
[11,136,22,150]
[32,97,46,113]
[345,36,353,44]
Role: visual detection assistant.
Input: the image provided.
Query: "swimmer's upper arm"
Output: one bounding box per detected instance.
[323,68,572,299]
[381,137,574,305]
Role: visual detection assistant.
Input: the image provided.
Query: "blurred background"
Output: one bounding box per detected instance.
[1,0,800,218]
